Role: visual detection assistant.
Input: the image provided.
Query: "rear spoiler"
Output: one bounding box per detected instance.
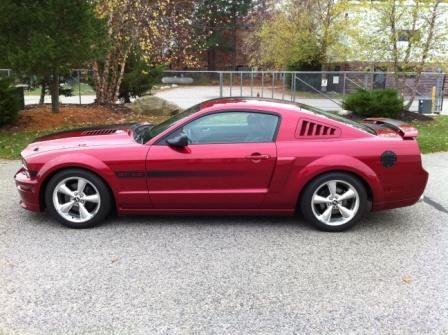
[363,118,419,139]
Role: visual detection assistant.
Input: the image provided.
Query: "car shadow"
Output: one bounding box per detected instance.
[22,204,431,234]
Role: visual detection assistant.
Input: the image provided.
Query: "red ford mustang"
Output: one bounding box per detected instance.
[15,98,428,231]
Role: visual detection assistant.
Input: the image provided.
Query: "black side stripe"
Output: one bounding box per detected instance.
[115,171,146,178]
[115,170,243,178]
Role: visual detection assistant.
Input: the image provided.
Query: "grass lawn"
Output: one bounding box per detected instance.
[0,130,53,159]
[412,115,448,154]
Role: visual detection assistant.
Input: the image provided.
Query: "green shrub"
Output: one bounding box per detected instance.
[342,89,403,118]
[0,78,20,126]
[118,50,165,103]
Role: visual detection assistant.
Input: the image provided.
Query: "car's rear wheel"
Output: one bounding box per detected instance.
[300,172,368,232]
[45,169,112,229]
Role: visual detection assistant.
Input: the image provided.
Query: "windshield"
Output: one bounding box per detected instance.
[301,104,376,135]
[133,104,200,144]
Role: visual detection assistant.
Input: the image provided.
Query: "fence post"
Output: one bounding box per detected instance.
[282,72,286,100]
[293,73,296,102]
[240,72,243,96]
[290,74,294,101]
[272,72,275,99]
[219,72,223,97]
[261,71,264,97]
[440,73,445,113]
[343,72,346,96]
[250,71,253,97]
[78,69,81,105]
[230,72,232,97]
[436,72,444,113]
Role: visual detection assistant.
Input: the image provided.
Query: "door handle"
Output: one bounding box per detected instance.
[245,153,271,160]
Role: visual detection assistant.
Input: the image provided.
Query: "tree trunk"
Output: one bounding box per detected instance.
[39,79,46,104]
[92,61,103,104]
[49,70,60,113]
[207,48,216,71]
[113,50,130,103]
[231,20,237,70]
[404,73,423,111]
[231,4,237,70]
[404,1,440,111]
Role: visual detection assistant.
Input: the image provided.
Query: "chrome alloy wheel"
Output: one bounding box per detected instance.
[52,177,101,223]
[311,180,360,226]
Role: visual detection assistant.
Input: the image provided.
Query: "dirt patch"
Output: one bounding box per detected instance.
[2,104,168,132]
[400,111,433,122]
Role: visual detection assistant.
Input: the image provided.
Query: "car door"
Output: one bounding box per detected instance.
[146,111,280,209]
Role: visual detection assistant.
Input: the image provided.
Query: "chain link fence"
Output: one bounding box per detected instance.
[1,68,446,113]
[157,70,446,113]
[0,68,96,105]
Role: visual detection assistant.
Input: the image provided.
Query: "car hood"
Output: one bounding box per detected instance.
[22,124,138,158]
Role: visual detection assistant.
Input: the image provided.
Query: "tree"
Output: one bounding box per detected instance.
[0,0,105,112]
[93,0,205,105]
[355,0,447,109]
[247,0,355,70]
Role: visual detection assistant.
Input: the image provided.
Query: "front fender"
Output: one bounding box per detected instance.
[292,155,384,207]
[36,152,119,203]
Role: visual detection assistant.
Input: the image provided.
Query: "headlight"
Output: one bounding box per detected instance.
[21,157,28,170]
[21,157,30,178]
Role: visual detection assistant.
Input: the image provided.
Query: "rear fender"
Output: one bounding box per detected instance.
[292,155,384,207]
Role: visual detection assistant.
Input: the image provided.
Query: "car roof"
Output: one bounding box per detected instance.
[199,97,314,115]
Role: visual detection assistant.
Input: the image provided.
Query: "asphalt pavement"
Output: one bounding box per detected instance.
[1,154,447,334]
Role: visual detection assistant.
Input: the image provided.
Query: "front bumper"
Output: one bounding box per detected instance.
[14,168,41,212]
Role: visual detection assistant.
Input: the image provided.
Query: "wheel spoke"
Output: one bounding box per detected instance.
[327,181,337,197]
[338,189,355,202]
[78,203,92,220]
[313,195,331,204]
[77,179,87,194]
[58,184,74,197]
[318,206,333,223]
[59,201,74,214]
[84,194,99,203]
[337,204,354,218]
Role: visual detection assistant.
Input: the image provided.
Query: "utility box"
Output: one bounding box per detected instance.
[418,99,433,114]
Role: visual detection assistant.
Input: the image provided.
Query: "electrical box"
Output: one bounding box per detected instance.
[418,99,433,114]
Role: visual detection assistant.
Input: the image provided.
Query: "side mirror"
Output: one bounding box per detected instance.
[166,132,189,147]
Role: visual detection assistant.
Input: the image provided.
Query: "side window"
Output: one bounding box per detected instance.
[166,112,279,144]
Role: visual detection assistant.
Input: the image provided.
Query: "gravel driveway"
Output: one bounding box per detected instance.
[1,154,447,334]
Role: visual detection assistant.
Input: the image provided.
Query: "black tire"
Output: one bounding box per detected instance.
[300,172,368,232]
[45,168,112,229]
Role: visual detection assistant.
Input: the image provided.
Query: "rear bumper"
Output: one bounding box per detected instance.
[373,167,428,211]
[14,168,42,212]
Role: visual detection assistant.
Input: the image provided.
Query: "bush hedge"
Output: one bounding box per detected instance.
[0,78,20,126]
[342,89,403,118]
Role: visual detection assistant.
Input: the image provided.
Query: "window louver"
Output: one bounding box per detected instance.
[81,129,117,136]
[296,119,340,138]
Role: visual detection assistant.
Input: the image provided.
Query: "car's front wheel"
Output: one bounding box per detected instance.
[300,172,368,232]
[45,169,112,228]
